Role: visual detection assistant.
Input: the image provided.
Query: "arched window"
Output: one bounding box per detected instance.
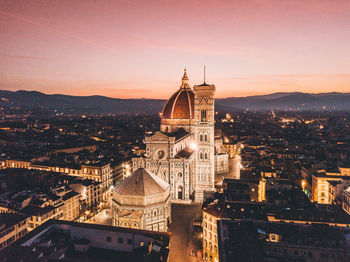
[205,134,208,142]
[201,109,207,122]
[205,152,208,160]
[178,185,183,199]
[200,134,203,142]
[200,152,203,159]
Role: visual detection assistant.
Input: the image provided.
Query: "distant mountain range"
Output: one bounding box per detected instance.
[217,92,350,111]
[1,90,350,114]
[0,90,164,114]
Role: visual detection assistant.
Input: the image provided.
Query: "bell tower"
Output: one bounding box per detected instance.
[192,77,216,202]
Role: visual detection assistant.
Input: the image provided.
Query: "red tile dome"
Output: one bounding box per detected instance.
[161,69,194,120]
[162,88,194,119]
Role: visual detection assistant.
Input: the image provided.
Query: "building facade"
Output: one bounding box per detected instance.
[112,168,171,232]
[61,191,80,221]
[202,207,221,262]
[312,170,350,204]
[342,187,350,215]
[0,213,28,251]
[0,159,112,191]
[133,70,229,202]
[69,179,102,216]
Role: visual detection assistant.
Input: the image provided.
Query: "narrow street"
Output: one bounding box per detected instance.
[169,203,203,262]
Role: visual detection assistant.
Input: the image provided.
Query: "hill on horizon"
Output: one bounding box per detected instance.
[1,90,350,114]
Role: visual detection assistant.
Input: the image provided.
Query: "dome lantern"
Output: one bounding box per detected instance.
[181,68,190,89]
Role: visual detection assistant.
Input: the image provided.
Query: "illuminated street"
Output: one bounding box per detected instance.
[86,208,113,226]
[169,204,202,262]
[215,154,242,187]
[229,155,241,179]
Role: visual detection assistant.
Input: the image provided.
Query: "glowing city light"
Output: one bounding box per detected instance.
[189,142,199,151]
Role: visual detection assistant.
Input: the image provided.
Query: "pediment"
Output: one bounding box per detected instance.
[149,131,170,141]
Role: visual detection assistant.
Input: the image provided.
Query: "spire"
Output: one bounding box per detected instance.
[203,65,206,84]
[181,68,190,88]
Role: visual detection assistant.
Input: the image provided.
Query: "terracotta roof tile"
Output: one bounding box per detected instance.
[114,168,169,197]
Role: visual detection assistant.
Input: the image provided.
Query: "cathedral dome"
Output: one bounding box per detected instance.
[162,88,194,119]
[161,69,194,120]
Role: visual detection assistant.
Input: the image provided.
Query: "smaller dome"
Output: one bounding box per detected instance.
[114,168,169,197]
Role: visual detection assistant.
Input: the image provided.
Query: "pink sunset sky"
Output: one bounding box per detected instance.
[1,0,350,99]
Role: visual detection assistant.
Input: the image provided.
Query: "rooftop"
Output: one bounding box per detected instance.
[175,146,195,159]
[0,219,170,262]
[161,128,189,141]
[0,213,28,232]
[217,219,350,262]
[114,168,169,197]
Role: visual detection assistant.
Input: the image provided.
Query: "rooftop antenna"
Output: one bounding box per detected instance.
[204,65,206,84]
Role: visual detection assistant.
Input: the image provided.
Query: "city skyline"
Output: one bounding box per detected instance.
[2,2,350,262]
[1,0,350,99]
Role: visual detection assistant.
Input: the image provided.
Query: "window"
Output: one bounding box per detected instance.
[118,237,123,244]
[200,134,203,141]
[106,236,112,242]
[201,110,207,122]
[204,134,208,142]
[200,152,203,159]
[127,239,133,245]
[205,153,208,160]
